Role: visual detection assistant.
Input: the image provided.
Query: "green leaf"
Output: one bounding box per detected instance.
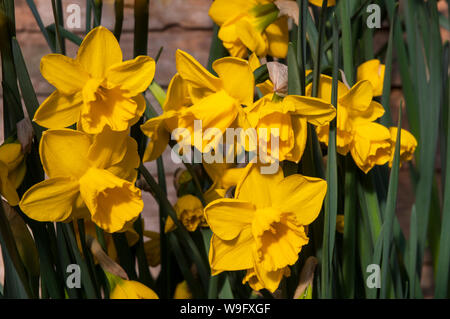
[380,107,402,298]
[321,13,339,299]
[0,203,32,298]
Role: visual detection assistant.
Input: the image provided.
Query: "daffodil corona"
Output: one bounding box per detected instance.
[204,164,327,292]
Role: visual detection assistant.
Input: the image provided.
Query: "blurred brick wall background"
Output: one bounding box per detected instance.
[2,0,449,296]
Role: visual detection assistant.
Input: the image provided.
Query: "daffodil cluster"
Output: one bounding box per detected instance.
[19,26,155,234]
[8,0,419,298]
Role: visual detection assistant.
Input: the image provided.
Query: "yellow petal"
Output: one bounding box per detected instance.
[9,160,27,190]
[173,281,193,299]
[19,177,80,222]
[272,174,327,225]
[176,50,221,92]
[39,129,91,179]
[351,123,392,173]
[106,56,155,96]
[218,14,249,58]
[339,80,374,112]
[0,162,20,206]
[209,227,255,275]
[87,127,128,169]
[283,95,336,126]
[284,116,308,163]
[236,17,268,57]
[212,57,255,106]
[181,90,239,151]
[350,101,385,125]
[34,91,82,129]
[110,279,159,299]
[204,198,255,240]
[235,164,284,209]
[265,16,289,59]
[79,168,143,233]
[249,53,261,71]
[163,74,192,112]
[40,54,89,95]
[305,74,348,103]
[141,112,176,162]
[0,143,23,171]
[357,59,385,97]
[76,26,123,79]
[164,215,176,233]
[208,0,252,26]
[389,127,418,165]
[107,136,140,182]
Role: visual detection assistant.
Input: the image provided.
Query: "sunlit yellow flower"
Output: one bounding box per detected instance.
[311,75,392,173]
[204,164,326,292]
[144,50,255,154]
[309,0,336,7]
[209,0,288,58]
[165,195,206,233]
[357,59,386,97]
[34,26,155,134]
[19,128,142,233]
[203,163,245,203]
[388,127,418,167]
[246,93,335,163]
[174,280,193,299]
[0,143,26,206]
[110,277,159,299]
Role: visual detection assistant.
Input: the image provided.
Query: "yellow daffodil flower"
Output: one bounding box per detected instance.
[174,280,193,299]
[209,0,288,58]
[203,163,246,203]
[0,142,26,206]
[204,164,327,292]
[309,0,336,7]
[311,75,392,173]
[388,127,418,167]
[109,275,159,299]
[165,195,206,233]
[357,59,386,97]
[34,26,155,134]
[245,93,335,163]
[144,50,255,154]
[19,128,142,233]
